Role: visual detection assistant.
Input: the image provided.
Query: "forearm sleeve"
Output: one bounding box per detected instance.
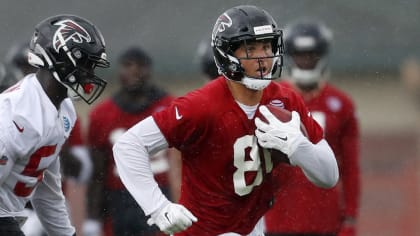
[289,138,339,188]
[112,116,171,215]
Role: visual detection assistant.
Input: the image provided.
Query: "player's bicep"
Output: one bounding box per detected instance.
[126,116,169,156]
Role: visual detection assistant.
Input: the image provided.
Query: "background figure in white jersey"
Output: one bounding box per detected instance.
[1,41,94,236]
[0,14,109,236]
[0,42,43,236]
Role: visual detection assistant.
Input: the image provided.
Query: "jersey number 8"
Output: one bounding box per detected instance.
[233,135,272,196]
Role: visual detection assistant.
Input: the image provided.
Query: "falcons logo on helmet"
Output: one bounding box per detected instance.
[213,13,232,35]
[53,19,92,53]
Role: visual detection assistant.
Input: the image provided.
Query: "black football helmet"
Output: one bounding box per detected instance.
[211,5,283,90]
[284,20,332,86]
[196,39,219,80]
[28,14,110,104]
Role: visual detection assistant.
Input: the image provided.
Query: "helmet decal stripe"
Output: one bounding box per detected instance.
[35,44,53,67]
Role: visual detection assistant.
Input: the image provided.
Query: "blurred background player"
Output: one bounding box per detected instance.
[196,39,219,80]
[0,63,7,92]
[86,46,181,236]
[61,118,92,236]
[0,42,35,92]
[400,58,420,105]
[1,42,93,236]
[264,20,360,236]
[4,43,36,84]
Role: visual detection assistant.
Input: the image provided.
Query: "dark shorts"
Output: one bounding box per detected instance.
[0,217,25,236]
[106,187,171,236]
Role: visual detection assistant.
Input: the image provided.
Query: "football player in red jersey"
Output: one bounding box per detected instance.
[0,14,109,236]
[264,21,360,236]
[113,5,339,236]
[86,46,181,236]
[196,38,219,80]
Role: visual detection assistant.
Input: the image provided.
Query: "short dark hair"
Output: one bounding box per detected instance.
[118,46,152,67]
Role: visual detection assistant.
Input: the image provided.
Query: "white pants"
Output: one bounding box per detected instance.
[219,217,265,236]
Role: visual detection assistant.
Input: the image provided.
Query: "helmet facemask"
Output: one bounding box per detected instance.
[60,65,108,104]
[236,38,283,90]
[57,48,109,104]
[289,51,329,87]
[214,36,283,90]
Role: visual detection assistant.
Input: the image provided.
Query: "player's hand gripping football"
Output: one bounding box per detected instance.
[255,105,305,157]
[147,202,198,234]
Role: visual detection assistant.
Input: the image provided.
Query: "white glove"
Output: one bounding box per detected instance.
[255,105,305,157]
[82,219,102,236]
[147,202,198,235]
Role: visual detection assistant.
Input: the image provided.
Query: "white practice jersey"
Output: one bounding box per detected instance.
[0,74,76,235]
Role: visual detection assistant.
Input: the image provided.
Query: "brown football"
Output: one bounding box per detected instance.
[256,104,308,164]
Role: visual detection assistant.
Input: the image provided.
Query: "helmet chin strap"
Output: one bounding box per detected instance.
[241,75,271,90]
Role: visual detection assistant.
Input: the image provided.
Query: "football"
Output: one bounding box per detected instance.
[256,104,308,164]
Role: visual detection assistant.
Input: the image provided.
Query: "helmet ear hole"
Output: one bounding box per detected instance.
[240,27,248,32]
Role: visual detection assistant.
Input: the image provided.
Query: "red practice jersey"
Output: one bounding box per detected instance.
[88,95,174,190]
[264,81,360,234]
[152,78,324,235]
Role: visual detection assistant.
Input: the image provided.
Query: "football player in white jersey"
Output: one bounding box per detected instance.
[0,14,110,236]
